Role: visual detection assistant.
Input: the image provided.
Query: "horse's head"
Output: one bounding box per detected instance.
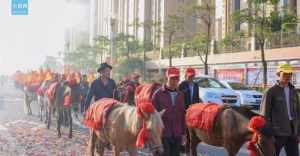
[248,116,275,156]
[144,110,165,156]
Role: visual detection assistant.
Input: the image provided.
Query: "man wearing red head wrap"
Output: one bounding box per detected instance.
[151,67,186,156]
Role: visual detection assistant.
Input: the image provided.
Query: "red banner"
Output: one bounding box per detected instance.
[215,69,245,83]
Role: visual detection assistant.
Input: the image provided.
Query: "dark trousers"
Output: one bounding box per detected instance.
[162,137,181,156]
[275,135,299,156]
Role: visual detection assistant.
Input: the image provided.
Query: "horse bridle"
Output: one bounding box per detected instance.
[255,141,265,156]
[149,144,162,152]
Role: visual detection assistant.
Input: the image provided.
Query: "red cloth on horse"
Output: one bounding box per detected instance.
[36,87,43,96]
[45,82,58,102]
[134,83,161,105]
[83,98,119,130]
[27,82,40,92]
[186,103,221,133]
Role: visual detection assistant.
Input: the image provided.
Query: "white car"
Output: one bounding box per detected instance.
[194,76,240,106]
[221,81,263,110]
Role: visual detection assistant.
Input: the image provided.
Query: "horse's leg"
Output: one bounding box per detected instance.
[68,107,72,138]
[95,140,105,156]
[88,130,96,156]
[189,128,201,156]
[112,146,121,156]
[57,104,62,138]
[224,142,242,156]
[24,93,29,115]
[225,148,239,156]
[47,102,52,129]
[28,97,32,115]
[44,98,49,124]
[63,109,68,126]
[38,96,42,121]
[127,147,137,156]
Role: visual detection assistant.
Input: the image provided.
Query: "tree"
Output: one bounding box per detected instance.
[63,44,97,72]
[233,0,297,87]
[183,1,214,75]
[43,56,62,71]
[115,33,140,60]
[164,15,184,66]
[94,36,110,63]
[114,57,143,81]
[129,18,157,77]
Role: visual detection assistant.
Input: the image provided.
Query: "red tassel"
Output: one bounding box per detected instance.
[247,141,258,156]
[247,116,265,156]
[136,122,149,148]
[135,100,154,147]
[136,100,155,118]
[248,116,265,132]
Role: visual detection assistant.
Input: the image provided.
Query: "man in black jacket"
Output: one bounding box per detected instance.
[179,67,201,109]
[179,67,201,154]
[84,63,116,111]
[260,64,300,156]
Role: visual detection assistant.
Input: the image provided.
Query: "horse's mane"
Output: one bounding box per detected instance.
[230,105,260,120]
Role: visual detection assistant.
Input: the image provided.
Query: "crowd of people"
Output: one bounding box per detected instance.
[11,63,300,156]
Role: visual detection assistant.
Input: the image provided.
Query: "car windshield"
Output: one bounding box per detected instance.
[228,82,251,90]
[195,78,226,88]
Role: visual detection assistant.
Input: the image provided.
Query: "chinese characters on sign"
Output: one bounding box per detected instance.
[11,0,28,15]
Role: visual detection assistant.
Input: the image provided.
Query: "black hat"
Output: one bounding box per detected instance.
[97,63,112,73]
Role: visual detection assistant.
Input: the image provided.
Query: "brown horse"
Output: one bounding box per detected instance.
[87,103,164,156]
[188,105,275,156]
[44,75,74,138]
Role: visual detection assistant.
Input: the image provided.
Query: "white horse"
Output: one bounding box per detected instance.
[87,102,165,156]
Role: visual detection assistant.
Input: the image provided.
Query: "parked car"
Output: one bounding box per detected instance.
[221,81,263,110]
[193,76,240,106]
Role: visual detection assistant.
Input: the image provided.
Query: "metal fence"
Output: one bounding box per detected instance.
[142,31,300,60]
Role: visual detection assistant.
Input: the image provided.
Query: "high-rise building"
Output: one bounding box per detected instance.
[215,0,300,41]
[64,0,90,52]
[88,0,199,51]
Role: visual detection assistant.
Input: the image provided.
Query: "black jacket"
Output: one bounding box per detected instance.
[260,82,300,136]
[179,80,201,109]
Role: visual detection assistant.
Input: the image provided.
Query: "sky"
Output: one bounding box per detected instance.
[0,0,88,75]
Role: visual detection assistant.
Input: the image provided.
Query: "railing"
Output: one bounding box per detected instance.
[267,31,300,49]
[141,31,300,60]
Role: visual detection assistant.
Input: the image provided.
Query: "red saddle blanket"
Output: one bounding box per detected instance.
[83,98,119,130]
[186,103,221,133]
[45,82,58,102]
[26,82,40,93]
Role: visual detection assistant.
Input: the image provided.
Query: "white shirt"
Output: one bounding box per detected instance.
[169,91,178,106]
[284,86,293,120]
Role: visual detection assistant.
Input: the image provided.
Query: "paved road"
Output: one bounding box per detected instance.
[0,81,297,156]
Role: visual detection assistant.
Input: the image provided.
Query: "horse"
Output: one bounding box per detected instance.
[45,74,81,138]
[23,83,39,115]
[85,100,164,156]
[54,80,74,138]
[187,105,275,156]
[36,80,52,121]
